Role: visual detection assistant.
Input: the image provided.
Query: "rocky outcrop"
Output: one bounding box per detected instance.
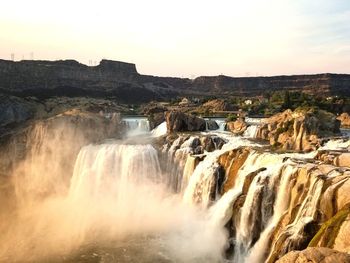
[276,247,350,263]
[227,118,248,135]
[256,109,340,152]
[165,111,206,132]
[337,113,350,127]
[191,74,350,97]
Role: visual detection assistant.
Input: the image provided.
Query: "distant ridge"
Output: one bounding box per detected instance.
[0,59,349,103]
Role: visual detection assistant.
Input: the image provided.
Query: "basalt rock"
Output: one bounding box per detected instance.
[206,120,219,130]
[165,111,206,132]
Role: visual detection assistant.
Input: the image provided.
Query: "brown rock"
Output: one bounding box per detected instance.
[227,118,247,135]
[256,109,340,152]
[165,111,206,132]
[334,153,350,167]
[337,113,350,128]
[276,247,350,263]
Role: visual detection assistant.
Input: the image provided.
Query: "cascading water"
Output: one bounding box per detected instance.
[151,121,167,137]
[243,124,258,138]
[3,114,350,263]
[123,117,151,136]
[69,144,163,201]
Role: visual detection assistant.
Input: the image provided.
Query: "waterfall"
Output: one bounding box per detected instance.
[151,121,167,137]
[69,143,162,201]
[243,125,258,138]
[5,112,350,263]
[320,138,350,150]
[123,117,150,136]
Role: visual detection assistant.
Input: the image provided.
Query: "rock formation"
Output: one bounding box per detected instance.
[256,109,340,151]
[1,59,350,104]
[165,111,206,132]
[337,112,350,127]
[227,118,248,135]
[276,247,350,263]
[163,134,350,262]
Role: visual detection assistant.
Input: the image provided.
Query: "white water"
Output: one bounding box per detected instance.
[123,117,150,137]
[205,118,227,131]
[243,124,258,138]
[4,115,348,263]
[69,144,162,201]
[151,121,167,137]
[320,138,350,151]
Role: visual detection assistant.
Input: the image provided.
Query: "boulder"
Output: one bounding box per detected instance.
[206,120,219,130]
[165,111,206,132]
[256,109,340,152]
[337,113,350,128]
[276,247,350,263]
[227,118,247,135]
[334,153,350,167]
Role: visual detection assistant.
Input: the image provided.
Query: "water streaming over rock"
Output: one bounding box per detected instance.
[3,115,350,263]
[69,144,163,201]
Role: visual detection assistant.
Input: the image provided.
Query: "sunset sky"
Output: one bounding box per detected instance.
[1,0,349,77]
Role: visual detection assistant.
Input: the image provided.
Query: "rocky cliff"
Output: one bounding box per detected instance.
[0,59,349,103]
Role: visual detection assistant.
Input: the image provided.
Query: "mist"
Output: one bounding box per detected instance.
[0,120,227,262]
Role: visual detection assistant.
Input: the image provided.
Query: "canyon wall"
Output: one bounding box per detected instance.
[0,59,349,103]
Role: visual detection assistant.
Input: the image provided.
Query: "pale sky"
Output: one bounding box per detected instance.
[0,0,349,77]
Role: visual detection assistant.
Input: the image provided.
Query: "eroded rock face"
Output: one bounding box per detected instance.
[227,119,248,135]
[165,111,206,132]
[337,113,350,128]
[256,109,340,152]
[275,247,350,263]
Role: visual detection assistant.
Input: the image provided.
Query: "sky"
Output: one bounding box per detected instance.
[0,0,349,77]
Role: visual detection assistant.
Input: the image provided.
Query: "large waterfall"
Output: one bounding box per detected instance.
[2,118,350,263]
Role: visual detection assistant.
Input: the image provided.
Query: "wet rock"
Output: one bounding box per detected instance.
[206,120,219,130]
[218,147,251,193]
[275,247,350,263]
[200,136,216,152]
